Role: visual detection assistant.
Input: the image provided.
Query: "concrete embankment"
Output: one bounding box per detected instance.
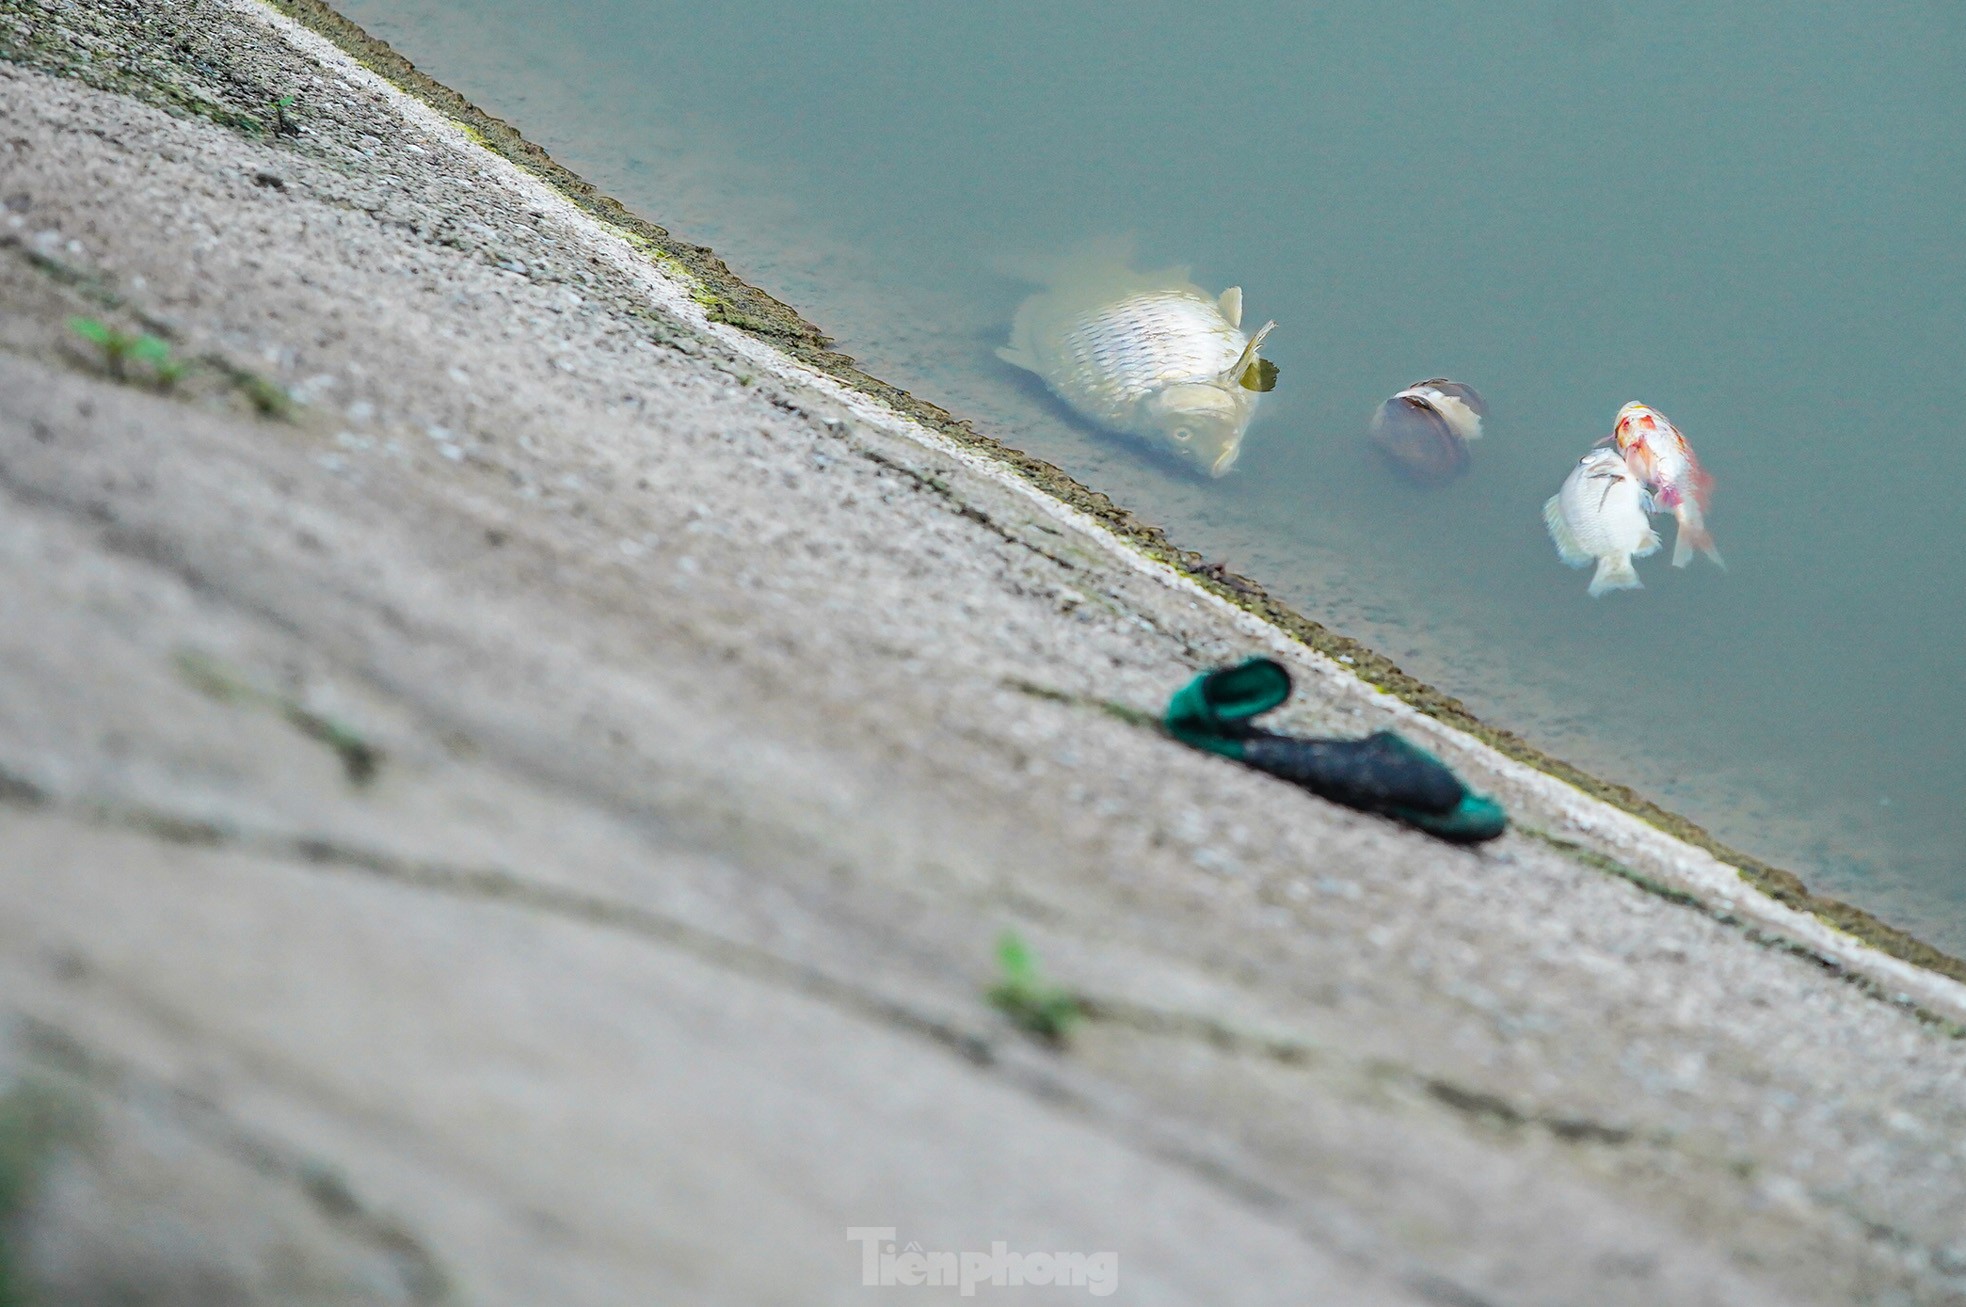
[0,2,1963,1303]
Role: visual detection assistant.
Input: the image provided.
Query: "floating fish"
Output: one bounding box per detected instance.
[1370,378,1485,482]
[998,255,1276,477]
[1609,401,1723,569]
[1543,449,1662,596]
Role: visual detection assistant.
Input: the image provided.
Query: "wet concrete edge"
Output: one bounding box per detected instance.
[20,0,1964,988]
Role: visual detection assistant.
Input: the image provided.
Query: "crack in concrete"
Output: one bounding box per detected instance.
[3,238,297,415]
[1514,828,1966,1038]
[1077,992,1653,1151]
[848,440,1084,574]
[5,778,1658,1158]
[21,786,1003,1071]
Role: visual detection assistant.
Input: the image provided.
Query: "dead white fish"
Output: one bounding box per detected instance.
[1543,449,1661,596]
[998,255,1276,477]
[1370,378,1485,482]
[1608,401,1723,569]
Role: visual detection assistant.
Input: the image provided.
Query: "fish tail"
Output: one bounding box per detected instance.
[1690,454,1716,505]
[994,343,1037,374]
[1671,501,1725,570]
[1588,553,1643,597]
[996,291,1049,373]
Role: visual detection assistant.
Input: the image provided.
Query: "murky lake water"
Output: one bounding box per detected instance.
[345,0,1966,950]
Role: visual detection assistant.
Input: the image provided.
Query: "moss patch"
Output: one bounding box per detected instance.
[0,0,295,135]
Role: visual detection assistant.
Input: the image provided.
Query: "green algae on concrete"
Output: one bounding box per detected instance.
[0,0,288,135]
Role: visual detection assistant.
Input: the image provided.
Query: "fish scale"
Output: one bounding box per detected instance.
[999,258,1276,478]
[1055,292,1243,426]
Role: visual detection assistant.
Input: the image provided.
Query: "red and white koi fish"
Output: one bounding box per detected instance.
[1608,401,1723,570]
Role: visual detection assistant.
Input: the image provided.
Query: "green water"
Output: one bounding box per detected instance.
[346,0,1966,950]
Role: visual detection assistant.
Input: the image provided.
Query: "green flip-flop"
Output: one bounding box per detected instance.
[1165,657,1506,844]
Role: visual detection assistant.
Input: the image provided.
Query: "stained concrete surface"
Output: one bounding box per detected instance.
[0,3,1963,1303]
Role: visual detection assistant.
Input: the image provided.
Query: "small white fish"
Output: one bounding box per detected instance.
[998,255,1276,477]
[1543,449,1662,597]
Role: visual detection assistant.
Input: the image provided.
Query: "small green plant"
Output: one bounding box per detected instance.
[174,650,381,786]
[987,932,1081,1046]
[235,371,292,419]
[68,316,187,387]
[243,93,300,138]
[289,710,380,787]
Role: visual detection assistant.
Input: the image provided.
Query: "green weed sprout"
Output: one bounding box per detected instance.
[987,932,1081,1046]
[127,334,186,387]
[236,372,292,418]
[68,316,186,387]
[174,650,381,786]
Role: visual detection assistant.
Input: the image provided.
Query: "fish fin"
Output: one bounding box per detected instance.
[1693,461,1716,504]
[997,295,1044,374]
[1542,496,1593,568]
[1633,523,1663,559]
[1218,286,1244,328]
[1588,554,1643,597]
[994,343,1038,374]
[995,232,1138,285]
[1672,531,1724,569]
[1223,320,1277,391]
[1671,504,1724,570]
[998,234,1196,302]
